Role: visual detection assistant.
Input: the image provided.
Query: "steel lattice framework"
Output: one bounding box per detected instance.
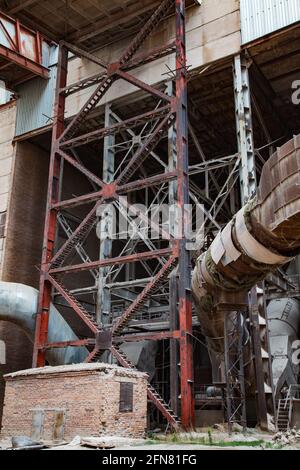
[33,0,194,430]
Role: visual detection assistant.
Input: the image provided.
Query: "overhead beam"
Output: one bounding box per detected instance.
[7,0,38,15]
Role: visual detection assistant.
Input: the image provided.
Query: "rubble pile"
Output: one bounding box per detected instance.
[273,429,300,446]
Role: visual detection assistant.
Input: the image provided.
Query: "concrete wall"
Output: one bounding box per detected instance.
[1,364,148,440]
[65,0,240,116]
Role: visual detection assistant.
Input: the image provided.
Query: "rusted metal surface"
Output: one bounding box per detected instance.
[192,136,300,357]
[32,44,68,368]
[252,135,300,251]
[175,0,195,430]
[34,0,194,431]
[0,11,49,84]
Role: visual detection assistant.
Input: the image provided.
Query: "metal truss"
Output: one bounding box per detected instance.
[224,311,247,434]
[33,0,194,430]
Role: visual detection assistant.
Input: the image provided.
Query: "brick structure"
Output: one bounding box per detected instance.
[1,363,148,441]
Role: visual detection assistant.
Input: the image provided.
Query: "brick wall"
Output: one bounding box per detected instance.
[1,364,148,441]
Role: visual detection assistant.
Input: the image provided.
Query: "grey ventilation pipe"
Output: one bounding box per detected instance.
[192,136,300,381]
[0,282,87,365]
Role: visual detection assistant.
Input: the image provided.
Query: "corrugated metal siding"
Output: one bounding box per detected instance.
[241,0,300,44]
[15,46,58,137]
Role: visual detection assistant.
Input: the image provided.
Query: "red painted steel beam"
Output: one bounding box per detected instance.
[51,190,103,211]
[175,0,195,430]
[60,41,108,69]
[60,43,176,98]
[49,248,175,276]
[44,339,94,349]
[0,44,49,79]
[57,149,104,187]
[51,171,177,211]
[117,171,178,194]
[124,42,177,71]
[60,70,107,97]
[32,45,68,368]
[59,1,174,143]
[47,275,100,334]
[113,330,181,343]
[50,200,103,268]
[60,106,172,149]
[118,0,174,66]
[116,69,172,103]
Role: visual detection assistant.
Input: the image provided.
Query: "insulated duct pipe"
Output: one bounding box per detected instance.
[192,135,300,355]
[0,282,87,365]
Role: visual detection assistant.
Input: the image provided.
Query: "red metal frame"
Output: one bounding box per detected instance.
[33,0,194,430]
[0,11,49,79]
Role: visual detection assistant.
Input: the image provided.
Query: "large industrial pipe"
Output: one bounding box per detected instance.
[0,282,87,365]
[192,136,300,363]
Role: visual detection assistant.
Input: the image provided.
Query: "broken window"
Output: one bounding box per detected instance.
[119,382,134,413]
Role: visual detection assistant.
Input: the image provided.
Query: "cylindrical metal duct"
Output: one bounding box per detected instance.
[192,135,300,355]
[0,282,88,365]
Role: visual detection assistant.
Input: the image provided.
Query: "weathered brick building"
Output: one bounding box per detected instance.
[1,363,148,441]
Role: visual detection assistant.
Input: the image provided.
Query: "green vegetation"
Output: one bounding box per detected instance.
[145,431,283,449]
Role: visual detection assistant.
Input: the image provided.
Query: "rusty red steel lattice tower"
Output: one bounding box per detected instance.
[33,0,195,430]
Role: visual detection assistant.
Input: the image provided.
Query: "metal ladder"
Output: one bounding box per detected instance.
[276,399,291,432]
[111,344,180,430]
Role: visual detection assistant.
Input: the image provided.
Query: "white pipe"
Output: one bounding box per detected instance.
[0,282,87,365]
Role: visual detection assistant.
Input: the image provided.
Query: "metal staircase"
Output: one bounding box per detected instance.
[276,385,300,432]
[48,276,100,334]
[51,209,98,268]
[112,256,177,335]
[111,344,180,430]
[276,399,291,432]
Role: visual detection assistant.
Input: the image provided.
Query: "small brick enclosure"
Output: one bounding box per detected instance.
[1,363,148,441]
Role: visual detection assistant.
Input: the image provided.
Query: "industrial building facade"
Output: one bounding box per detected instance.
[0,0,300,437]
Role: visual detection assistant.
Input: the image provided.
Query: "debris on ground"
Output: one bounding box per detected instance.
[45,435,146,450]
[10,436,44,450]
[273,429,300,446]
[80,436,145,449]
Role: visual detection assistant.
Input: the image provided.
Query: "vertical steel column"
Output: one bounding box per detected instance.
[96,104,115,326]
[175,0,194,430]
[249,286,275,430]
[168,80,180,416]
[32,45,68,367]
[249,289,269,430]
[233,54,256,205]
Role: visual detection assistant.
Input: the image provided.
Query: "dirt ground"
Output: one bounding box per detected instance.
[1,430,300,451]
